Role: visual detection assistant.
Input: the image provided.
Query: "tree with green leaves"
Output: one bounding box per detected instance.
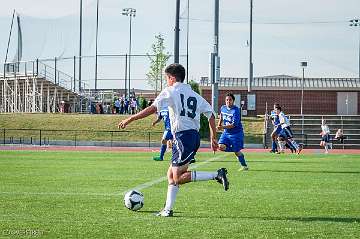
[188,80,210,139]
[146,34,170,95]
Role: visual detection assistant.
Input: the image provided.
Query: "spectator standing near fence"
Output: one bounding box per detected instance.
[130,98,137,114]
[114,98,120,114]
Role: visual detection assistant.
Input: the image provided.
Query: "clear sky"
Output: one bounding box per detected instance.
[0,0,359,90]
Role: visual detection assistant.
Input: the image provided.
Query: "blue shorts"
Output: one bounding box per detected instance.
[218,131,244,152]
[162,130,173,141]
[171,129,200,167]
[321,134,330,143]
[279,127,294,139]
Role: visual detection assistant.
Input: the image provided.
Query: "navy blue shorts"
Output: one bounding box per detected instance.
[218,131,244,152]
[162,130,173,141]
[279,127,294,139]
[171,129,200,167]
[321,134,330,143]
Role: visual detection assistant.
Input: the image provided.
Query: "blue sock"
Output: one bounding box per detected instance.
[237,154,247,167]
[272,141,277,152]
[160,144,167,160]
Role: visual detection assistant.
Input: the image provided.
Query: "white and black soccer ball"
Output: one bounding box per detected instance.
[124,190,144,211]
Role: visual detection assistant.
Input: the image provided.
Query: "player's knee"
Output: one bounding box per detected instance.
[235,151,243,157]
[218,144,226,151]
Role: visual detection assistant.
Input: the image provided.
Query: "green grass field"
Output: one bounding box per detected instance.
[0,150,359,238]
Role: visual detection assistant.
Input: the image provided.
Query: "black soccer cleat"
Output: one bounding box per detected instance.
[215,168,229,191]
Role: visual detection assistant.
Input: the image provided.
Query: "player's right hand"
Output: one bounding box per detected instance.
[211,138,218,153]
[118,118,130,129]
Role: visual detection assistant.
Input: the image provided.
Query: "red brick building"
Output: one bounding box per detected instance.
[200,75,360,116]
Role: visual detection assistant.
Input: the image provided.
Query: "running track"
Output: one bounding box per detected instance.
[0,145,359,154]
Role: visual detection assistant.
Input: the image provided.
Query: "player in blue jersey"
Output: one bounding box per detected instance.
[217,92,248,171]
[152,108,173,161]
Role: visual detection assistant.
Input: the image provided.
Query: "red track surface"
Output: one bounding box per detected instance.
[0,145,359,154]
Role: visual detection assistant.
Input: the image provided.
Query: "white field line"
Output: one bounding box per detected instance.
[0,154,227,197]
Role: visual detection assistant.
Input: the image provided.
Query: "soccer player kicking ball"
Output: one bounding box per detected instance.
[118,63,229,217]
[217,93,249,171]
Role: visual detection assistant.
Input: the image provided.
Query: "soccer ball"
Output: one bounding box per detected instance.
[124,190,144,211]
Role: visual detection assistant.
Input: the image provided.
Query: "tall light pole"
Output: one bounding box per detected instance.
[122,8,136,98]
[94,0,99,90]
[349,18,360,80]
[79,0,83,93]
[300,61,307,115]
[248,0,253,93]
[174,0,180,63]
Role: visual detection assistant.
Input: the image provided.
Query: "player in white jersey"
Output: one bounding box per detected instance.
[320,119,331,153]
[274,105,302,154]
[118,63,229,217]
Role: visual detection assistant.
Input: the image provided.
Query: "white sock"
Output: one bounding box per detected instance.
[164,184,179,211]
[325,144,328,152]
[278,141,284,151]
[191,171,217,182]
[289,140,299,150]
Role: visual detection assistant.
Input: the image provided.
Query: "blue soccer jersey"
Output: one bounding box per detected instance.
[220,105,243,134]
[270,110,280,127]
[159,109,171,131]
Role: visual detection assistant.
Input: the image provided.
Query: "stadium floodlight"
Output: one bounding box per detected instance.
[122,8,136,98]
[300,61,308,115]
[349,18,360,80]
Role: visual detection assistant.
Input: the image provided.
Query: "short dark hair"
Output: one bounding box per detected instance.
[274,104,282,111]
[225,92,235,101]
[165,63,185,83]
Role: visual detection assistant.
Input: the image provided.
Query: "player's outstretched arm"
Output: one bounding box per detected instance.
[118,105,157,129]
[208,114,218,153]
[216,114,223,131]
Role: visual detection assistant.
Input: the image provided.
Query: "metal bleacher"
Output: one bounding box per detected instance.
[265,115,360,149]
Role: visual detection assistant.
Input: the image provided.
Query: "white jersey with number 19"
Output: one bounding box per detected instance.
[152,82,214,135]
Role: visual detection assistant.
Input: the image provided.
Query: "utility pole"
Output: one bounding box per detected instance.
[94,0,99,90]
[349,18,360,79]
[211,0,220,114]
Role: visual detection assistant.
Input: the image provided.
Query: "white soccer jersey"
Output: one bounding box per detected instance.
[321,125,330,134]
[278,111,290,128]
[152,82,214,134]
